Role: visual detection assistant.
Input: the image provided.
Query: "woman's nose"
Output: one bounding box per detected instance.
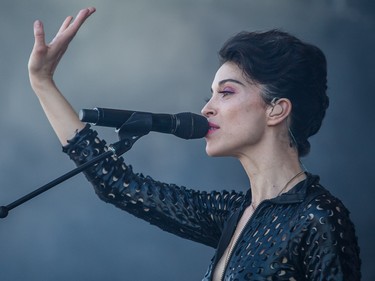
[201,99,216,117]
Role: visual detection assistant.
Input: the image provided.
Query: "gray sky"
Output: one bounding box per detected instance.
[1,1,374,280]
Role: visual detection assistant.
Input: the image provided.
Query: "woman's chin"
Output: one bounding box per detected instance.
[205,146,227,158]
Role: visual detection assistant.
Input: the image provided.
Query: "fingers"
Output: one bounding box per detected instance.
[29,7,96,76]
[73,7,96,30]
[65,7,96,34]
[58,16,73,34]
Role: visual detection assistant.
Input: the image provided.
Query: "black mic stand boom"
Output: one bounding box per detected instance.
[0,112,152,219]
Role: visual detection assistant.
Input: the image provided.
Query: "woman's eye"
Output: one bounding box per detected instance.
[219,91,234,97]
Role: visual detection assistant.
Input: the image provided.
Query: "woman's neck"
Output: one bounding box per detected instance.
[239,146,305,206]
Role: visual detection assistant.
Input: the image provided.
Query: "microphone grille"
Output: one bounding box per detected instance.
[175,113,208,139]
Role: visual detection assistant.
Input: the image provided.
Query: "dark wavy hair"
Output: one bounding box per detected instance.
[219,30,329,157]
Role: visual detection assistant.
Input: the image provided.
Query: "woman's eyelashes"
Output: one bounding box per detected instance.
[205,87,235,103]
[219,90,235,97]
[218,85,236,97]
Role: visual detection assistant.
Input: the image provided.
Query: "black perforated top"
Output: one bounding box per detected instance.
[63,125,361,281]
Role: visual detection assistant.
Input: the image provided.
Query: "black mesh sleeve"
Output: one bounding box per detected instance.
[62,125,244,248]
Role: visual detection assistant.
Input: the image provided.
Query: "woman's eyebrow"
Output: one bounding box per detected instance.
[218,78,245,86]
[210,78,245,93]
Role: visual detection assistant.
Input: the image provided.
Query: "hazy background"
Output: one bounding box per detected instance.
[0,1,374,280]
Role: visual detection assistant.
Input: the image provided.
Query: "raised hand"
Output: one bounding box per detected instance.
[28,7,96,87]
[28,7,96,145]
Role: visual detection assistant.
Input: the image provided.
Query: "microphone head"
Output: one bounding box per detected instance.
[174,113,209,139]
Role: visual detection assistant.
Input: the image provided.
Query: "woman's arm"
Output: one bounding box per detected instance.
[27,8,244,248]
[63,125,245,248]
[28,7,96,145]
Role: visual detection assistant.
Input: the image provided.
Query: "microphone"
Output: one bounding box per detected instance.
[79,108,209,139]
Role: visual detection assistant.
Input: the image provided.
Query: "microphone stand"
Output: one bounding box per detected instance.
[0,112,152,219]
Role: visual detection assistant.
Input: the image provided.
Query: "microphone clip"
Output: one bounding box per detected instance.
[111,112,152,155]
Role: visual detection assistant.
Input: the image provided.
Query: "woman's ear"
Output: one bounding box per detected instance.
[266,98,292,126]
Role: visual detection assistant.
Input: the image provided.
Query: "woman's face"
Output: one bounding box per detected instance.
[201,61,269,158]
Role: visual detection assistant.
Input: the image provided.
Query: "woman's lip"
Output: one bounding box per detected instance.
[207,122,220,135]
[208,122,220,129]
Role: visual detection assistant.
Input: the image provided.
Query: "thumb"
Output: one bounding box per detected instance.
[33,20,46,49]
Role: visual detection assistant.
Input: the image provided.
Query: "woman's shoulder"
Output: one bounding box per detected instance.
[300,182,357,238]
[304,182,351,219]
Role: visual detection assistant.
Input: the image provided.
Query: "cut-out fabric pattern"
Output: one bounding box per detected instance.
[63,125,361,281]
